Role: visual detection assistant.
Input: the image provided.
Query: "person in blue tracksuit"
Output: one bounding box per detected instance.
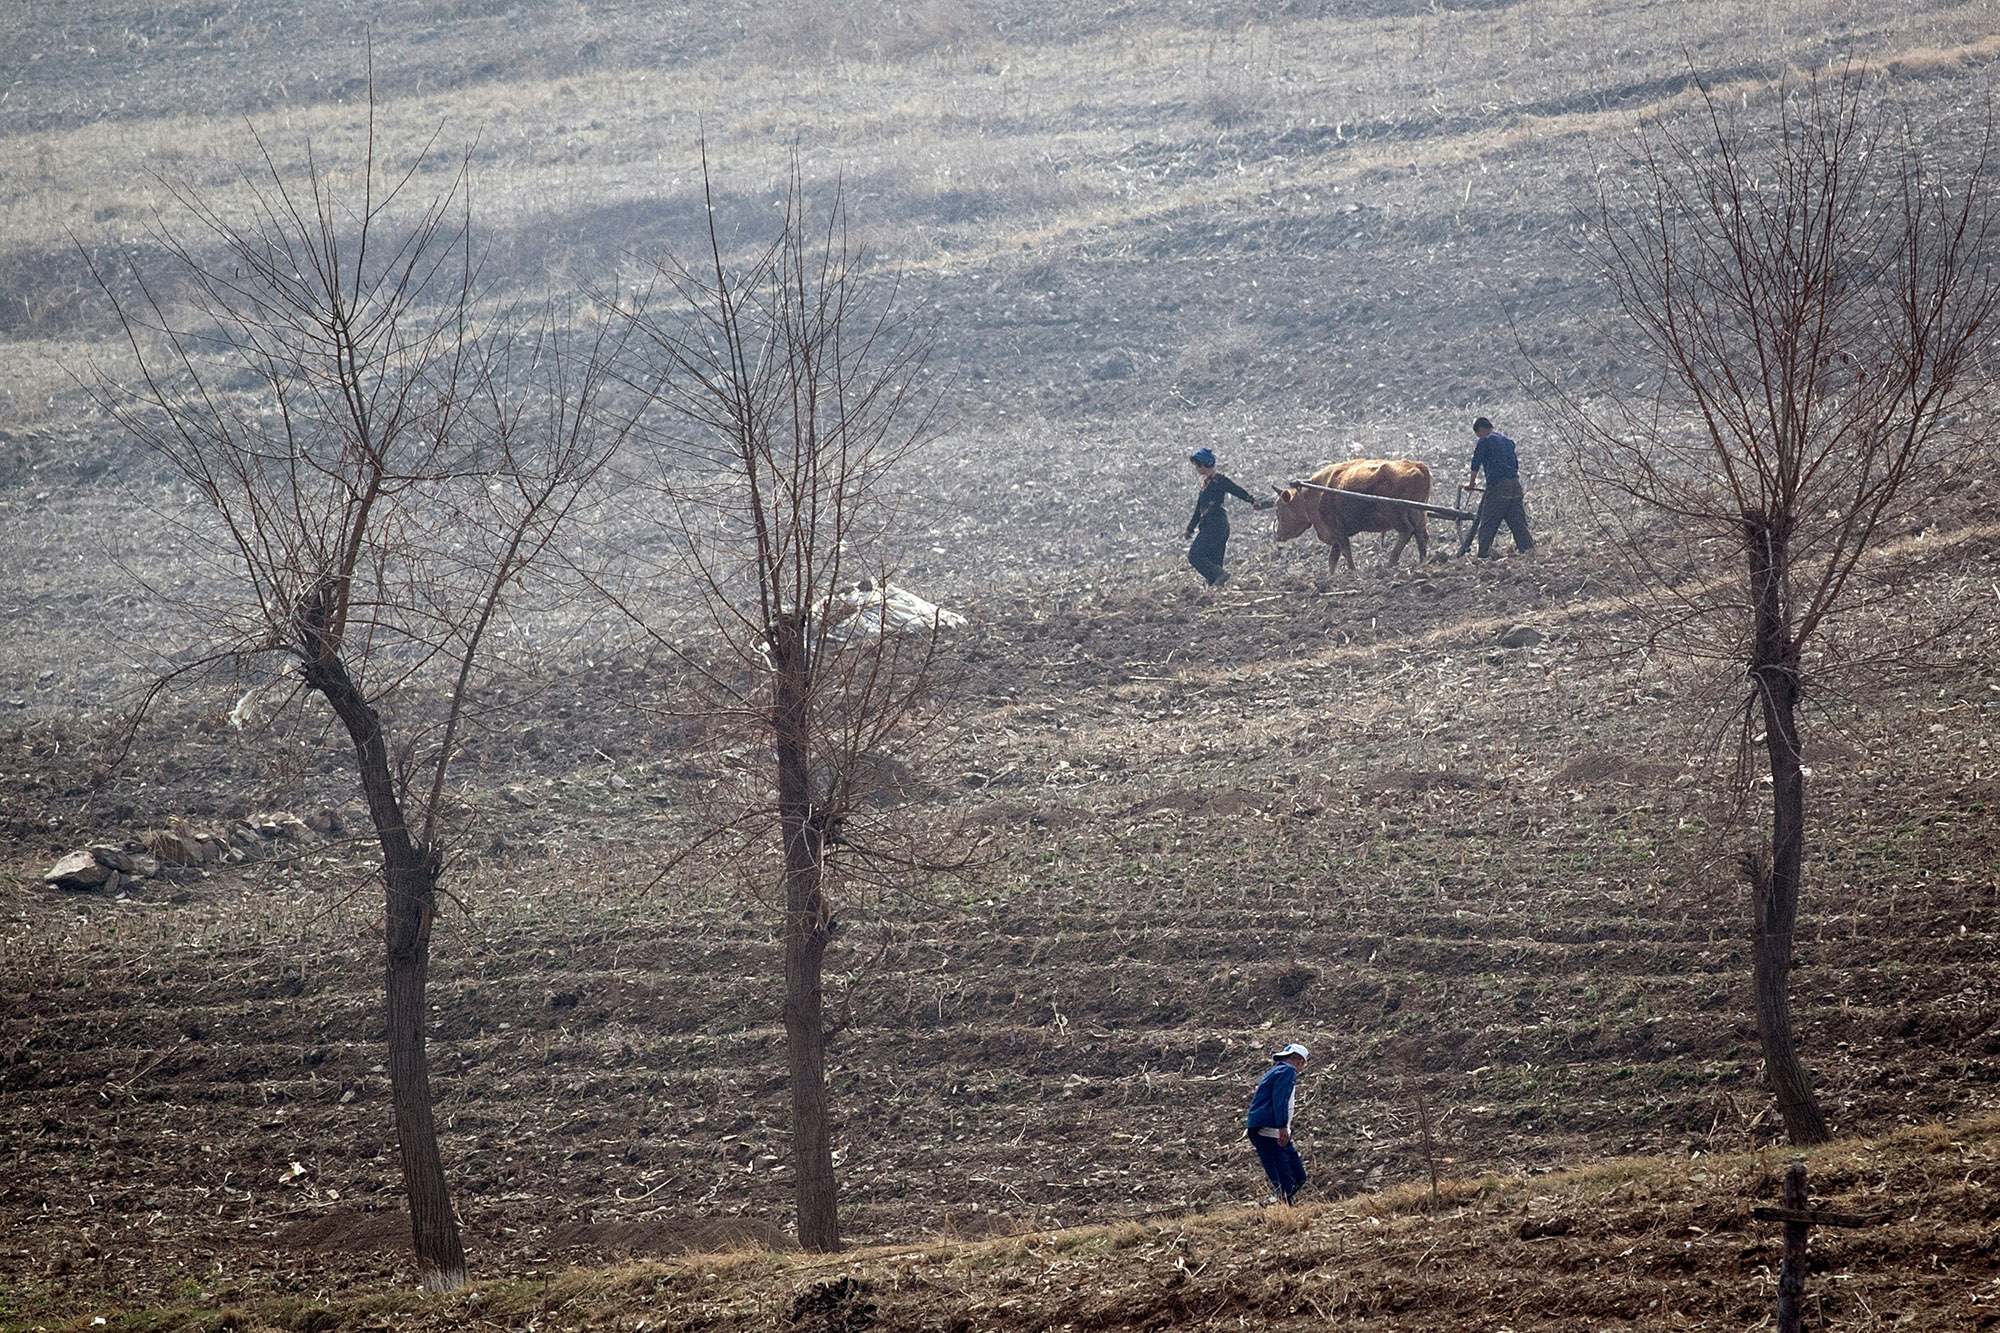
[1245,1041,1308,1204]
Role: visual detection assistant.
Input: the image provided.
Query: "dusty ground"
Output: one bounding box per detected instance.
[4,497,1996,1327]
[198,1118,1998,1333]
[3,0,1999,1329]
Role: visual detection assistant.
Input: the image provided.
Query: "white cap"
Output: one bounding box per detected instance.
[1273,1042,1309,1060]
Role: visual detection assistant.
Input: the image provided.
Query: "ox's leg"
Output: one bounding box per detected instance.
[1387,530,1411,567]
[1311,519,1344,580]
[1413,517,1429,562]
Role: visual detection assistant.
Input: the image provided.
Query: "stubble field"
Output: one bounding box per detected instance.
[3,0,1999,1329]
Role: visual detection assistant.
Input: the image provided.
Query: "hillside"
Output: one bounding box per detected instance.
[16,1120,1996,1332]
[3,0,1999,1328]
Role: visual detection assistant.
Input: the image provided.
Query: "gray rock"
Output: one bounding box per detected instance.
[1498,624,1546,648]
[255,814,309,842]
[44,850,112,890]
[90,846,159,878]
[1087,348,1136,381]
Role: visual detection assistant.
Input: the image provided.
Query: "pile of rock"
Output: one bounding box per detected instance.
[41,811,337,892]
[42,846,160,894]
[143,824,233,868]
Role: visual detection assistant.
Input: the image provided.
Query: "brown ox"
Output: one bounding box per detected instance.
[1273,458,1433,574]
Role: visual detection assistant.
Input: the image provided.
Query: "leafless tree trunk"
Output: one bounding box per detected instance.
[1553,69,2000,1146]
[294,577,463,1276]
[606,155,956,1251]
[86,112,624,1287]
[772,610,840,1249]
[1741,515,1829,1144]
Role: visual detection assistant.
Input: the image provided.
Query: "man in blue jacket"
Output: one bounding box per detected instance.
[1456,416,1535,558]
[1245,1042,1308,1205]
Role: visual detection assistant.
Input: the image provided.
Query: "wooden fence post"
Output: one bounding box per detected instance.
[1750,1159,1882,1333]
[1776,1162,1808,1333]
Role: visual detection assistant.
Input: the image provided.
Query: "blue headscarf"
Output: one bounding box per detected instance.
[1189,448,1216,468]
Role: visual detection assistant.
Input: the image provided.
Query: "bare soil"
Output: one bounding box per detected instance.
[3,0,1999,1329]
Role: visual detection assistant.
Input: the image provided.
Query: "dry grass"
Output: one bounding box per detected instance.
[0,341,109,427]
[0,0,1979,452]
[7,0,1988,266]
[69,1115,1993,1331]
[741,0,994,67]
[1878,30,2000,77]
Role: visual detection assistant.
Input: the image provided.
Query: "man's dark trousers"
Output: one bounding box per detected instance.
[1251,1134,1305,1202]
[1466,477,1532,556]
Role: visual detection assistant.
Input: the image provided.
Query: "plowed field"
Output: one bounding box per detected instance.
[3,0,1998,1326]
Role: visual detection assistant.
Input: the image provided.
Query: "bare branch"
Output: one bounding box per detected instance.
[596,150,954,1252]
[1544,66,2000,1148]
[80,104,626,1289]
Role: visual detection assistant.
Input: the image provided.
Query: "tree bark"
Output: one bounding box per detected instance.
[782,855,839,1252]
[297,584,469,1289]
[769,612,841,1252]
[1744,517,1833,1147]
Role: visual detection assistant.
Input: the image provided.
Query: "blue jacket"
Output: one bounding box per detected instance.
[1245,1061,1298,1132]
[1469,431,1520,482]
[1187,472,1258,540]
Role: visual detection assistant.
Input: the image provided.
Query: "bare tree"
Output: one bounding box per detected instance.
[1555,72,2000,1144]
[609,161,953,1251]
[85,120,625,1288]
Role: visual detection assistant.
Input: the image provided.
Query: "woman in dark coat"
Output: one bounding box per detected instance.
[1184,447,1265,586]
